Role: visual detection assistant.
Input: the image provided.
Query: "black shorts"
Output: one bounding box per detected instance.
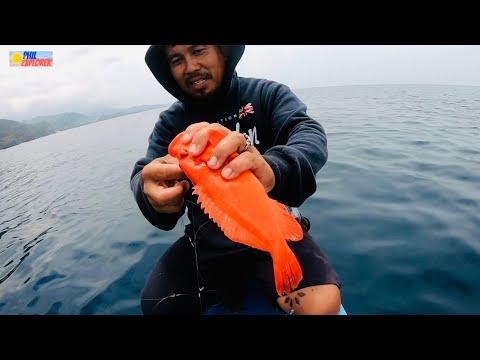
[140,216,341,315]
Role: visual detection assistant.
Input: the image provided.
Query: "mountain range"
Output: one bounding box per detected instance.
[0,104,167,150]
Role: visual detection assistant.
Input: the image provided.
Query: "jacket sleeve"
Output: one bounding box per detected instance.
[262,83,328,207]
[130,109,186,231]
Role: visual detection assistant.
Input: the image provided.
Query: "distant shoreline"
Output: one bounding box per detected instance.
[0,104,169,150]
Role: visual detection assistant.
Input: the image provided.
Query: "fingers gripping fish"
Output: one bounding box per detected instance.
[168,128,304,296]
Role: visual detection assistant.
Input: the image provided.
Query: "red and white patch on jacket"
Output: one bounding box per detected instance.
[239,103,254,119]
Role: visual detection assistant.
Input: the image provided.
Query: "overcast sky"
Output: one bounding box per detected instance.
[1,45,479,121]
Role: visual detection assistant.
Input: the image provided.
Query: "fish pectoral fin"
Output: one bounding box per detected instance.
[273,201,304,241]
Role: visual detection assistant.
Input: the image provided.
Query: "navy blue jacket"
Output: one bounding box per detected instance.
[130,45,328,246]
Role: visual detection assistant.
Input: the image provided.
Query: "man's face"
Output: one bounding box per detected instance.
[166,45,226,99]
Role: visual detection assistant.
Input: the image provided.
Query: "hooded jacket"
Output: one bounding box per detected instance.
[130,45,328,244]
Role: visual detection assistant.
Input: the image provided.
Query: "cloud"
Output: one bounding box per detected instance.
[1,45,479,121]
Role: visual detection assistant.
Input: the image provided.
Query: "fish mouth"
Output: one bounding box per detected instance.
[170,146,188,158]
[168,132,188,158]
[178,147,188,157]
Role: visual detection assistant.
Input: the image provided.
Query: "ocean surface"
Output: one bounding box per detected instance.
[1,84,479,315]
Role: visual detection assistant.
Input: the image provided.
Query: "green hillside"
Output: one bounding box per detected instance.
[0,119,56,150]
[1,103,168,150]
[26,112,95,131]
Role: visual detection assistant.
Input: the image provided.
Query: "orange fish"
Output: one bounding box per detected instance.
[168,128,304,296]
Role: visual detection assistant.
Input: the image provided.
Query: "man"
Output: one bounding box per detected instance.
[130,45,341,315]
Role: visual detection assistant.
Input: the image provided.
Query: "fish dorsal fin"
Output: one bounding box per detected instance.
[192,182,270,250]
[193,182,303,249]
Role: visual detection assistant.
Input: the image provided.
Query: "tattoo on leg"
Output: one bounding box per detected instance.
[284,291,305,314]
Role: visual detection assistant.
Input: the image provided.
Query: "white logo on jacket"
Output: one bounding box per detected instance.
[217,103,255,123]
[215,103,259,146]
[236,122,260,146]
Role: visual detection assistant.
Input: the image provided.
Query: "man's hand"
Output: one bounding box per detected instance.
[180,122,275,193]
[141,154,190,213]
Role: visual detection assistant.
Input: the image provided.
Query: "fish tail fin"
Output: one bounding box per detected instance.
[272,243,303,296]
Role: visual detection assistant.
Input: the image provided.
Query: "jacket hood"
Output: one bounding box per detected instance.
[145,45,246,106]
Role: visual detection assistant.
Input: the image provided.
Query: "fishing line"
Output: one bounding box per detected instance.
[144,196,217,314]
[185,198,212,313]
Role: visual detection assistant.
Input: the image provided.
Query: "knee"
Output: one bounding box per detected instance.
[276,284,341,315]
